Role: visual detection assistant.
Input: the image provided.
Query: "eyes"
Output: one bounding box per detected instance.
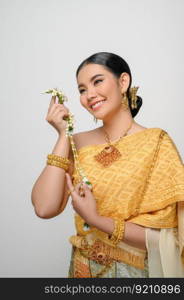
[79,79,103,94]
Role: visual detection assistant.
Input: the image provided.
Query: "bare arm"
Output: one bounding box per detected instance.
[89,216,146,250]
[31,133,74,218]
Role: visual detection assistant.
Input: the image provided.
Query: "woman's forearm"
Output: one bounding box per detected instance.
[31,133,71,218]
[89,215,146,250]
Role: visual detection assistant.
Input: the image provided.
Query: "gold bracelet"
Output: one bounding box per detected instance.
[47,158,69,166]
[108,218,125,246]
[47,158,69,167]
[47,154,70,164]
[47,159,69,171]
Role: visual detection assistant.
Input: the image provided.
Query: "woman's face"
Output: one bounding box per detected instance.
[77,63,129,121]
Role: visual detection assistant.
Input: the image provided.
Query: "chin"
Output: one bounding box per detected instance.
[93,112,111,122]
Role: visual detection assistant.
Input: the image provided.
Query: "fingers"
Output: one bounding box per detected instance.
[55,96,59,104]
[52,105,69,118]
[47,96,56,115]
[65,173,76,195]
[49,95,56,109]
[66,173,84,197]
[46,103,69,122]
[47,93,69,112]
[75,182,85,197]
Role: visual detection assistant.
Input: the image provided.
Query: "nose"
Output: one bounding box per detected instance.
[86,87,97,102]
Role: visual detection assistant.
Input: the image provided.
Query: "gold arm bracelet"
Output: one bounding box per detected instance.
[47,158,69,167]
[108,218,125,246]
[47,154,70,164]
[47,159,69,171]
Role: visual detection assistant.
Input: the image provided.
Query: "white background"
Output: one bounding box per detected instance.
[0,0,183,277]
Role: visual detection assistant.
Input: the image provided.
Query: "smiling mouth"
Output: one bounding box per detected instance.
[90,100,106,110]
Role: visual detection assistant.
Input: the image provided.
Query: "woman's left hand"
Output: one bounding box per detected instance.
[65,173,98,226]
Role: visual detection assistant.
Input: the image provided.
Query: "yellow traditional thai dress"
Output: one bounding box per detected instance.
[67,127,184,278]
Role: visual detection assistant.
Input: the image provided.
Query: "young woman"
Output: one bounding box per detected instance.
[31,52,184,278]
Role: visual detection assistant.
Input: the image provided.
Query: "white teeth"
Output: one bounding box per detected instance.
[91,100,105,109]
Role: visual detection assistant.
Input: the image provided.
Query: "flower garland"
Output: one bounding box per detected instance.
[43,88,93,190]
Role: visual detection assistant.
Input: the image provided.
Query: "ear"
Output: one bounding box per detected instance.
[118,72,130,92]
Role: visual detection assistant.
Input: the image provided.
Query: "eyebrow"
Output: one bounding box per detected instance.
[78,74,104,89]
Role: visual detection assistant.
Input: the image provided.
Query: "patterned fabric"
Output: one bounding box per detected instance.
[69,232,147,271]
[68,127,184,277]
[68,246,149,278]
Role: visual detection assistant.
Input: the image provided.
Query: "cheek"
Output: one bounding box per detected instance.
[100,81,116,97]
[80,96,90,110]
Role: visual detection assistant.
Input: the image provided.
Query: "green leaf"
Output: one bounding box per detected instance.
[58,94,64,104]
[44,90,53,94]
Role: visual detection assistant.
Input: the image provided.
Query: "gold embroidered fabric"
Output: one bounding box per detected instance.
[69,127,184,269]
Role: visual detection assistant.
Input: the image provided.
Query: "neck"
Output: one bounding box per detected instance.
[100,109,135,140]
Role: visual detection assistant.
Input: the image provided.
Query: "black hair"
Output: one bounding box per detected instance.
[76,52,142,118]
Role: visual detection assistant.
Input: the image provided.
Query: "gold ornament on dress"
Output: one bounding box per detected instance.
[76,237,115,277]
[69,232,146,277]
[94,120,134,167]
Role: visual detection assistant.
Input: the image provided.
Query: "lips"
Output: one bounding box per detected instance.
[91,100,106,111]
[89,99,106,109]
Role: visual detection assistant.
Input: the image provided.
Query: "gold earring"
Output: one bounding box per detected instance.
[121,92,129,110]
[129,86,139,109]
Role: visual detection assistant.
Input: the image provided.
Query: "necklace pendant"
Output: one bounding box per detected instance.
[94,144,122,167]
[104,145,113,153]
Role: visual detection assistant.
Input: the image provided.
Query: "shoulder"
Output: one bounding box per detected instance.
[72,128,99,151]
[153,128,183,161]
[146,127,167,137]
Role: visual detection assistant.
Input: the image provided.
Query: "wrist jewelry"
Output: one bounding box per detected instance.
[108,218,125,246]
[47,159,69,171]
[47,154,70,164]
[46,154,70,172]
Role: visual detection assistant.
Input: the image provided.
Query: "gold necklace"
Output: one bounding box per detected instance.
[94,121,134,167]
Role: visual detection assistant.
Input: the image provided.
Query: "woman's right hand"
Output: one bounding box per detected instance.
[45,95,70,135]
